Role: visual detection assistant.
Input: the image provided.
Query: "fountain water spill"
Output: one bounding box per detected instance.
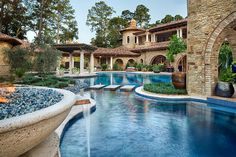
[80,88,91,157]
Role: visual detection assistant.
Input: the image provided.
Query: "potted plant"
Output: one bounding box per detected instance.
[232,61,236,73]
[215,69,235,98]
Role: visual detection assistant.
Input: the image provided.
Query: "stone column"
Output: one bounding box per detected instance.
[69,53,73,75]
[110,56,113,70]
[90,53,94,73]
[179,28,183,38]
[80,51,84,74]
[177,29,180,38]
[136,36,139,45]
[145,32,149,42]
[151,34,155,42]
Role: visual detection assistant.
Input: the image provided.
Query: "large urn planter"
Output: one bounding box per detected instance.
[0,87,76,157]
[215,81,235,98]
[172,72,186,89]
[232,64,236,73]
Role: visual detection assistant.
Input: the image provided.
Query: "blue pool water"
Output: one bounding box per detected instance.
[61,73,236,157]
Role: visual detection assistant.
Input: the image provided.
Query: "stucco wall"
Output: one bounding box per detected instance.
[122,31,138,49]
[187,0,236,96]
[0,42,12,76]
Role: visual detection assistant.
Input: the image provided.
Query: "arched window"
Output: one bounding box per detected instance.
[127,36,130,43]
[135,37,137,43]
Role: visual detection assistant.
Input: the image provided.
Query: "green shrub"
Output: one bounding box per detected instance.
[3,46,32,77]
[146,65,153,71]
[54,82,68,88]
[34,45,61,75]
[14,68,26,78]
[144,83,187,95]
[113,63,119,71]
[153,64,165,73]
[136,63,144,71]
[20,74,76,88]
[101,64,108,71]
[219,68,235,83]
[167,35,187,63]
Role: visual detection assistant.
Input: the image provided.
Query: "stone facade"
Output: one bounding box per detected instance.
[0,42,12,76]
[187,0,236,96]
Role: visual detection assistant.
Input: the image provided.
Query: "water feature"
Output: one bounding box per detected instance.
[61,72,236,157]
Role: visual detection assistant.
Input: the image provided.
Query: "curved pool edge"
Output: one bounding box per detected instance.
[135,86,206,103]
[135,86,236,108]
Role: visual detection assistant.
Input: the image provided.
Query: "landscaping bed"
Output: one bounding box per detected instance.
[18,75,76,88]
[144,83,187,95]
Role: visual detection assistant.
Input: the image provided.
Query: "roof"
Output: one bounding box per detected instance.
[130,42,169,53]
[148,19,188,33]
[53,43,97,53]
[0,33,23,46]
[94,46,140,57]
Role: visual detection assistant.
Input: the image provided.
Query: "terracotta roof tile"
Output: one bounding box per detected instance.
[94,46,140,57]
[0,33,23,45]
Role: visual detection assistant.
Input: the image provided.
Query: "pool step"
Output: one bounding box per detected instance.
[120,85,136,92]
[89,85,106,90]
[104,85,121,91]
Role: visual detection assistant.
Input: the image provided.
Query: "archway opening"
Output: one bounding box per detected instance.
[204,13,236,96]
[127,59,135,67]
[115,59,124,69]
[151,55,166,65]
[177,55,187,72]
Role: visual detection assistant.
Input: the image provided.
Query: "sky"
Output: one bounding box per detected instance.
[27,0,188,44]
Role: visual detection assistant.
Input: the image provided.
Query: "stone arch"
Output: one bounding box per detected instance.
[204,12,236,96]
[175,54,187,72]
[151,55,166,65]
[115,59,124,69]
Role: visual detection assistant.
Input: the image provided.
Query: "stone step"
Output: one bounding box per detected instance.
[120,85,136,92]
[104,85,121,91]
[89,85,106,90]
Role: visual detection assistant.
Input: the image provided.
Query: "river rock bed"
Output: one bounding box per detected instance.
[64,79,90,93]
[0,88,63,120]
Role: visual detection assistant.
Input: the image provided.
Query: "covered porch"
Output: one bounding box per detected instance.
[54,44,97,76]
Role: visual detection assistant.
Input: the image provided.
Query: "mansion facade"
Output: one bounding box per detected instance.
[57,18,188,73]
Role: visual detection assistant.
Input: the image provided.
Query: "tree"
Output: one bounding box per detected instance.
[121,10,134,27]
[86,1,115,47]
[134,5,150,28]
[0,0,29,39]
[3,46,32,78]
[107,17,126,48]
[174,15,183,21]
[25,0,78,45]
[161,15,174,24]
[148,20,161,28]
[34,45,61,75]
[166,35,187,63]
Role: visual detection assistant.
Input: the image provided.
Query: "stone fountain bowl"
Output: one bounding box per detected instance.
[0,87,76,157]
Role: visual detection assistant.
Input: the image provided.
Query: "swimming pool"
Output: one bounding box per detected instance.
[60,73,236,157]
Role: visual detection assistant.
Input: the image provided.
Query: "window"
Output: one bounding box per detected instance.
[135,37,137,43]
[127,36,130,43]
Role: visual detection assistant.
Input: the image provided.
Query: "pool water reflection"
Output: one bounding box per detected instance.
[94,72,171,86]
[61,73,236,157]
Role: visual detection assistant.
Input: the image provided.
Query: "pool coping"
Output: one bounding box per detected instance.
[96,71,172,76]
[135,86,236,107]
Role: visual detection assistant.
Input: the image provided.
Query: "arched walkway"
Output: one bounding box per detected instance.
[151,55,166,65]
[204,12,236,95]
